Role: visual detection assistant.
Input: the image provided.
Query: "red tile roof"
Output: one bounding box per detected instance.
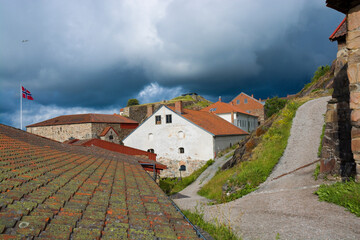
[329,17,347,41]
[27,113,138,127]
[201,101,257,117]
[99,126,118,137]
[168,107,248,136]
[0,124,200,239]
[230,92,264,110]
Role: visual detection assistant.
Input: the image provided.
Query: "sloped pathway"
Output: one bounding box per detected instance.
[175,97,360,240]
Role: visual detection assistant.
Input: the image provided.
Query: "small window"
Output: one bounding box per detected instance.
[147,149,154,153]
[109,135,113,140]
[178,131,184,138]
[166,114,172,123]
[155,115,161,125]
[244,98,248,104]
[236,100,240,104]
[148,133,153,140]
[179,147,184,154]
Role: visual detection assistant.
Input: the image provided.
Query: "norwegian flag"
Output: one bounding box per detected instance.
[22,86,34,100]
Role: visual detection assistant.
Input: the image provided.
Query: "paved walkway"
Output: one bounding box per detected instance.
[175,97,360,240]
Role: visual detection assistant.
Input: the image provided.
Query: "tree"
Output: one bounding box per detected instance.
[264,97,288,118]
[127,98,139,106]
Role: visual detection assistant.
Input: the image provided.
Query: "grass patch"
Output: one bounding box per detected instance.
[198,99,306,203]
[216,144,238,158]
[159,159,214,195]
[171,95,195,102]
[318,123,326,157]
[315,181,360,217]
[302,65,331,93]
[313,163,320,180]
[183,210,241,240]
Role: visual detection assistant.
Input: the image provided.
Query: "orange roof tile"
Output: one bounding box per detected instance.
[0,124,201,239]
[329,17,347,41]
[168,107,248,136]
[230,92,264,110]
[201,101,257,117]
[99,126,118,137]
[27,113,138,127]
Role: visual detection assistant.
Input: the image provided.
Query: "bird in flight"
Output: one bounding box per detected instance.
[22,40,29,43]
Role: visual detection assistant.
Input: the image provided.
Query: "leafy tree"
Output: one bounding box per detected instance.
[127,98,139,106]
[264,97,288,118]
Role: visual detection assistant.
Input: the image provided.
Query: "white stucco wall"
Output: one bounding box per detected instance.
[123,106,215,177]
[214,135,246,154]
[216,112,258,133]
[217,113,232,123]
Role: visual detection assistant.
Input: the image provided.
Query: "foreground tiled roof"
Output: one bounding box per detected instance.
[329,17,347,41]
[27,113,138,127]
[201,101,257,116]
[169,107,248,136]
[0,124,200,239]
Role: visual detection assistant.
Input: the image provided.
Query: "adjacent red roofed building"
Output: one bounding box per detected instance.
[201,99,259,133]
[0,124,202,239]
[26,113,138,143]
[124,101,248,177]
[230,92,265,123]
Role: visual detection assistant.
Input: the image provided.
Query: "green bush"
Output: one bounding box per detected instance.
[264,97,288,118]
[315,181,360,217]
[312,65,330,83]
[127,98,139,106]
[313,163,320,180]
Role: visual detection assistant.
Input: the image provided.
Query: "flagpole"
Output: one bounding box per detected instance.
[20,83,22,130]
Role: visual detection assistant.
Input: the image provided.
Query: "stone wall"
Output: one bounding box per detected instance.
[27,123,92,142]
[347,4,360,180]
[157,158,207,178]
[321,65,354,177]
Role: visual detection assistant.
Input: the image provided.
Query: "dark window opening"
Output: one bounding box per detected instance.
[166,114,172,123]
[109,135,113,140]
[179,147,184,154]
[155,115,161,125]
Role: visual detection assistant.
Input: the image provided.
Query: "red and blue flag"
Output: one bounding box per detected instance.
[22,86,34,100]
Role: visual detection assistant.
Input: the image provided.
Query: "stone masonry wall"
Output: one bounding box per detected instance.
[157,158,207,178]
[27,123,92,142]
[348,5,360,180]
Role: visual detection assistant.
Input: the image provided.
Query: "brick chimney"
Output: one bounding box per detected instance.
[251,94,254,98]
[219,96,222,102]
[147,105,154,118]
[175,101,183,114]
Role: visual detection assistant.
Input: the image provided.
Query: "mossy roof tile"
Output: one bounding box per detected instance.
[0,124,201,239]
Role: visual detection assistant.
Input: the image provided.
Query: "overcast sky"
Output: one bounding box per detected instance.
[0,0,344,129]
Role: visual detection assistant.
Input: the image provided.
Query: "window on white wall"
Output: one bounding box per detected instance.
[155,115,161,125]
[148,133,153,140]
[178,131,184,138]
[179,147,184,154]
[166,114,172,123]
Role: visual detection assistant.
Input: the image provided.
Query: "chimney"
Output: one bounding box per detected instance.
[230,102,233,105]
[259,98,261,102]
[175,101,183,114]
[251,94,254,98]
[146,105,154,118]
[219,96,222,102]
[231,111,234,124]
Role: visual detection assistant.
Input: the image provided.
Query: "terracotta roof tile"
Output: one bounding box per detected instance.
[230,92,264,111]
[201,101,257,117]
[329,17,347,41]
[27,113,138,127]
[99,126,118,137]
[168,107,248,136]
[0,124,200,239]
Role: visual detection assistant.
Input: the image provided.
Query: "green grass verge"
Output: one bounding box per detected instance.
[183,210,241,240]
[313,163,320,180]
[315,181,360,217]
[198,99,306,203]
[318,123,326,157]
[159,159,214,195]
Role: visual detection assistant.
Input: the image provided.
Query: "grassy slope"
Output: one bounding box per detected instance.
[198,99,306,203]
[315,181,360,217]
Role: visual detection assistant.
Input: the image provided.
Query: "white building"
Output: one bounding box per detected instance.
[201,99,259,133]
[123,101,248,177]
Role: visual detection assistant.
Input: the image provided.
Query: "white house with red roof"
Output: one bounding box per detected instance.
[201,98,259,133]
[123,101,248,177]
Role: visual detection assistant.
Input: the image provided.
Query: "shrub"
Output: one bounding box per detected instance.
[127,98,139,106]
[264,97,288,118]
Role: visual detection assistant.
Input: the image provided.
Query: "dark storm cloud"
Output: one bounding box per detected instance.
[0,0,344,127]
